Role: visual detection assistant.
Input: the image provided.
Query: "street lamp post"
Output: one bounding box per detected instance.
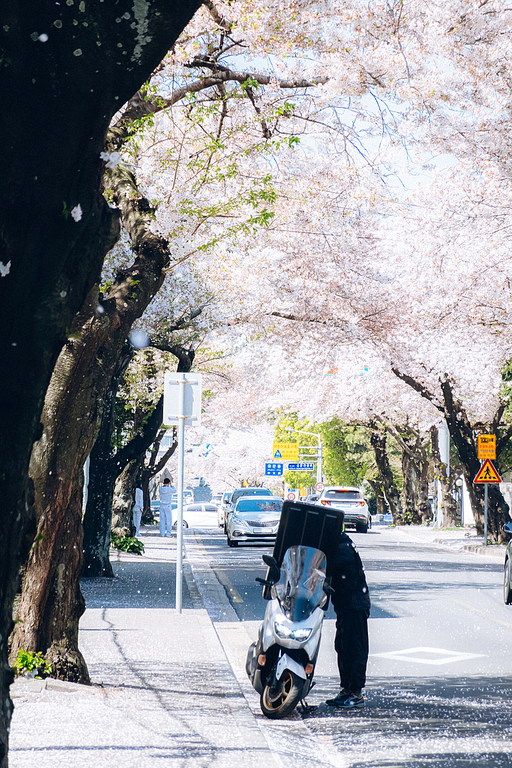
[284,427,323,485]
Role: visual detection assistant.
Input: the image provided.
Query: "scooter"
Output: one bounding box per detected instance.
[246,543,333,719]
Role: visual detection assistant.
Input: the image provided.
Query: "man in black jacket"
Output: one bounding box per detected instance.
[325,515,371,709]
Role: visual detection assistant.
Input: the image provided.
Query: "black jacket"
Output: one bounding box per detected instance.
[327,532,371,613]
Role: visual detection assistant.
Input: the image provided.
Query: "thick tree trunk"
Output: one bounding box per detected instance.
[396,427,432,524]
[10,214,171,680]
[440,380,509,538]
[430,425,460,527]
[82,349,133,577]
[113,461,141,536]
[82,447,116,578]
[367,479,386,516]
[0,2,204,760]
[402,449,421,524]
[370,425,403,522]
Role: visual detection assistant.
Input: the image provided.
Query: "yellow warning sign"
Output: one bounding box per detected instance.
[477,434,496,460]
[272,442,299,461]
[474,459,502,484]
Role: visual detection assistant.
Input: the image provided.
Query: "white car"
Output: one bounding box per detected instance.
[217,491,232,528]
[316,486,370,533]
[173,502,218,529]
[226,496,283,547]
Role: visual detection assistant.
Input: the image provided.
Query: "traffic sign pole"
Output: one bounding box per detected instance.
[484,484,488,547]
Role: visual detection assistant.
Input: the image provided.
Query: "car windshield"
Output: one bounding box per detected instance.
[324,489,361,500]
[236,498,282,513]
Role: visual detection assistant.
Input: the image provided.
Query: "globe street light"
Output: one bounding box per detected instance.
[284,427,323,485]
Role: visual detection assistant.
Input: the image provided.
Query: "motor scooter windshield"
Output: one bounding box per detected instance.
[274,545,326,621]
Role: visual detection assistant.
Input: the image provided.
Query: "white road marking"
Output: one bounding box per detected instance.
[371,646,486,665]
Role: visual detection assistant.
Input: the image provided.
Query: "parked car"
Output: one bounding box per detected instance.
[305,493,319,504]
[503,522,512,604]
[173,502,218,529]
[217,491,232,528]
[226,496,283,547]
[224,487,272,532]
[316,486,371,533]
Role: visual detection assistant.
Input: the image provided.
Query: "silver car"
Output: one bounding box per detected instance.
[316,486,370,533]
[226,496,283,547]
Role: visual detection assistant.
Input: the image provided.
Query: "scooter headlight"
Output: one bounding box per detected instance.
[274,622,312,641]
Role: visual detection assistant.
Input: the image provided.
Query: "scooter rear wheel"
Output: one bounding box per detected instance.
[260,669,303,719]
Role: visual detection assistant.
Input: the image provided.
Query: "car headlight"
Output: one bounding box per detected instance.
[231,515,245,525]
[274,622,312,641]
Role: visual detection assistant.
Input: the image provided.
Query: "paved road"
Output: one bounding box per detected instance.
[194,524,512,767]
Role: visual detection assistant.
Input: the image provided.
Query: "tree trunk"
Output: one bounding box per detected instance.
[10,205,172,680]
[440,379,509,538]
[430,425,460,527]
[367,479,386,516]
[0,2,205,759]
[395,426,432,524]
[112,461,141,536]
[82,349,133,577]
[401,448,421,524]
[369,425,403,522]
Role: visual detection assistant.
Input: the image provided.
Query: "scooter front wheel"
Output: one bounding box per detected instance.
[260,669,304,719]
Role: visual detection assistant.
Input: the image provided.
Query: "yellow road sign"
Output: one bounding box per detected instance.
[272,442,299,460]
[474,459,502,484]
[477,434,496,460]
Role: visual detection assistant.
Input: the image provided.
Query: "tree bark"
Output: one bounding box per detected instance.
[430,425,460,527]
[393,425,432,524]
[369,424,403,522]
[9,166,180,681]
[0,1,203,760]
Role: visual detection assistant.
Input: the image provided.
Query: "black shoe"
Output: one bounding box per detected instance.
[334,692,364,709]
[326,689,351,706]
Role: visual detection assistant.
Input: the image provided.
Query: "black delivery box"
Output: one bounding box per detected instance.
[262,500,344,598]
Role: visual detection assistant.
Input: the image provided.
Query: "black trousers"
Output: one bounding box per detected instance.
[333,608,369,693]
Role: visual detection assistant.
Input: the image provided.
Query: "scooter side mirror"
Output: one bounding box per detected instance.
[262,554,278,569]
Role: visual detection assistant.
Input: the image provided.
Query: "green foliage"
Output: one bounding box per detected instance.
[320,419,373,486]
[13,650,52,679]
[110,534,145,554]
[284,470,316,488]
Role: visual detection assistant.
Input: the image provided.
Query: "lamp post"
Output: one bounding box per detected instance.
[284,427,323,485]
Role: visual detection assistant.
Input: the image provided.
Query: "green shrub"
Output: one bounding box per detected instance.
[13,649,52,679]
[110,534,144,554]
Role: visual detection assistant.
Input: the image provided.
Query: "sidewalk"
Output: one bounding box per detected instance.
[9,527,280,768]
[393,523,508,558]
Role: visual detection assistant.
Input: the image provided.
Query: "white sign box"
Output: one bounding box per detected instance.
[163,372,202,426]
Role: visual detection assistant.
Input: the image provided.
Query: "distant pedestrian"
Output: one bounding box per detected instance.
[133,484,143,536]
[325,513,371,709]
[159,478,175,537]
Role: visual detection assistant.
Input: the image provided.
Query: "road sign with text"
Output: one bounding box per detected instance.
[265,463,284,476]
[287,463,314,471]
[272,442,299,460]
[477,434,496,460]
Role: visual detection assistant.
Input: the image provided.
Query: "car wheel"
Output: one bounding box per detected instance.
[504,557,512,604]
[356,522,368,533]
[227,534,238,547]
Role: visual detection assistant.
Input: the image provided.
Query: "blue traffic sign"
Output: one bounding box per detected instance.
[265,463,284,476]
[287,463,314,471]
